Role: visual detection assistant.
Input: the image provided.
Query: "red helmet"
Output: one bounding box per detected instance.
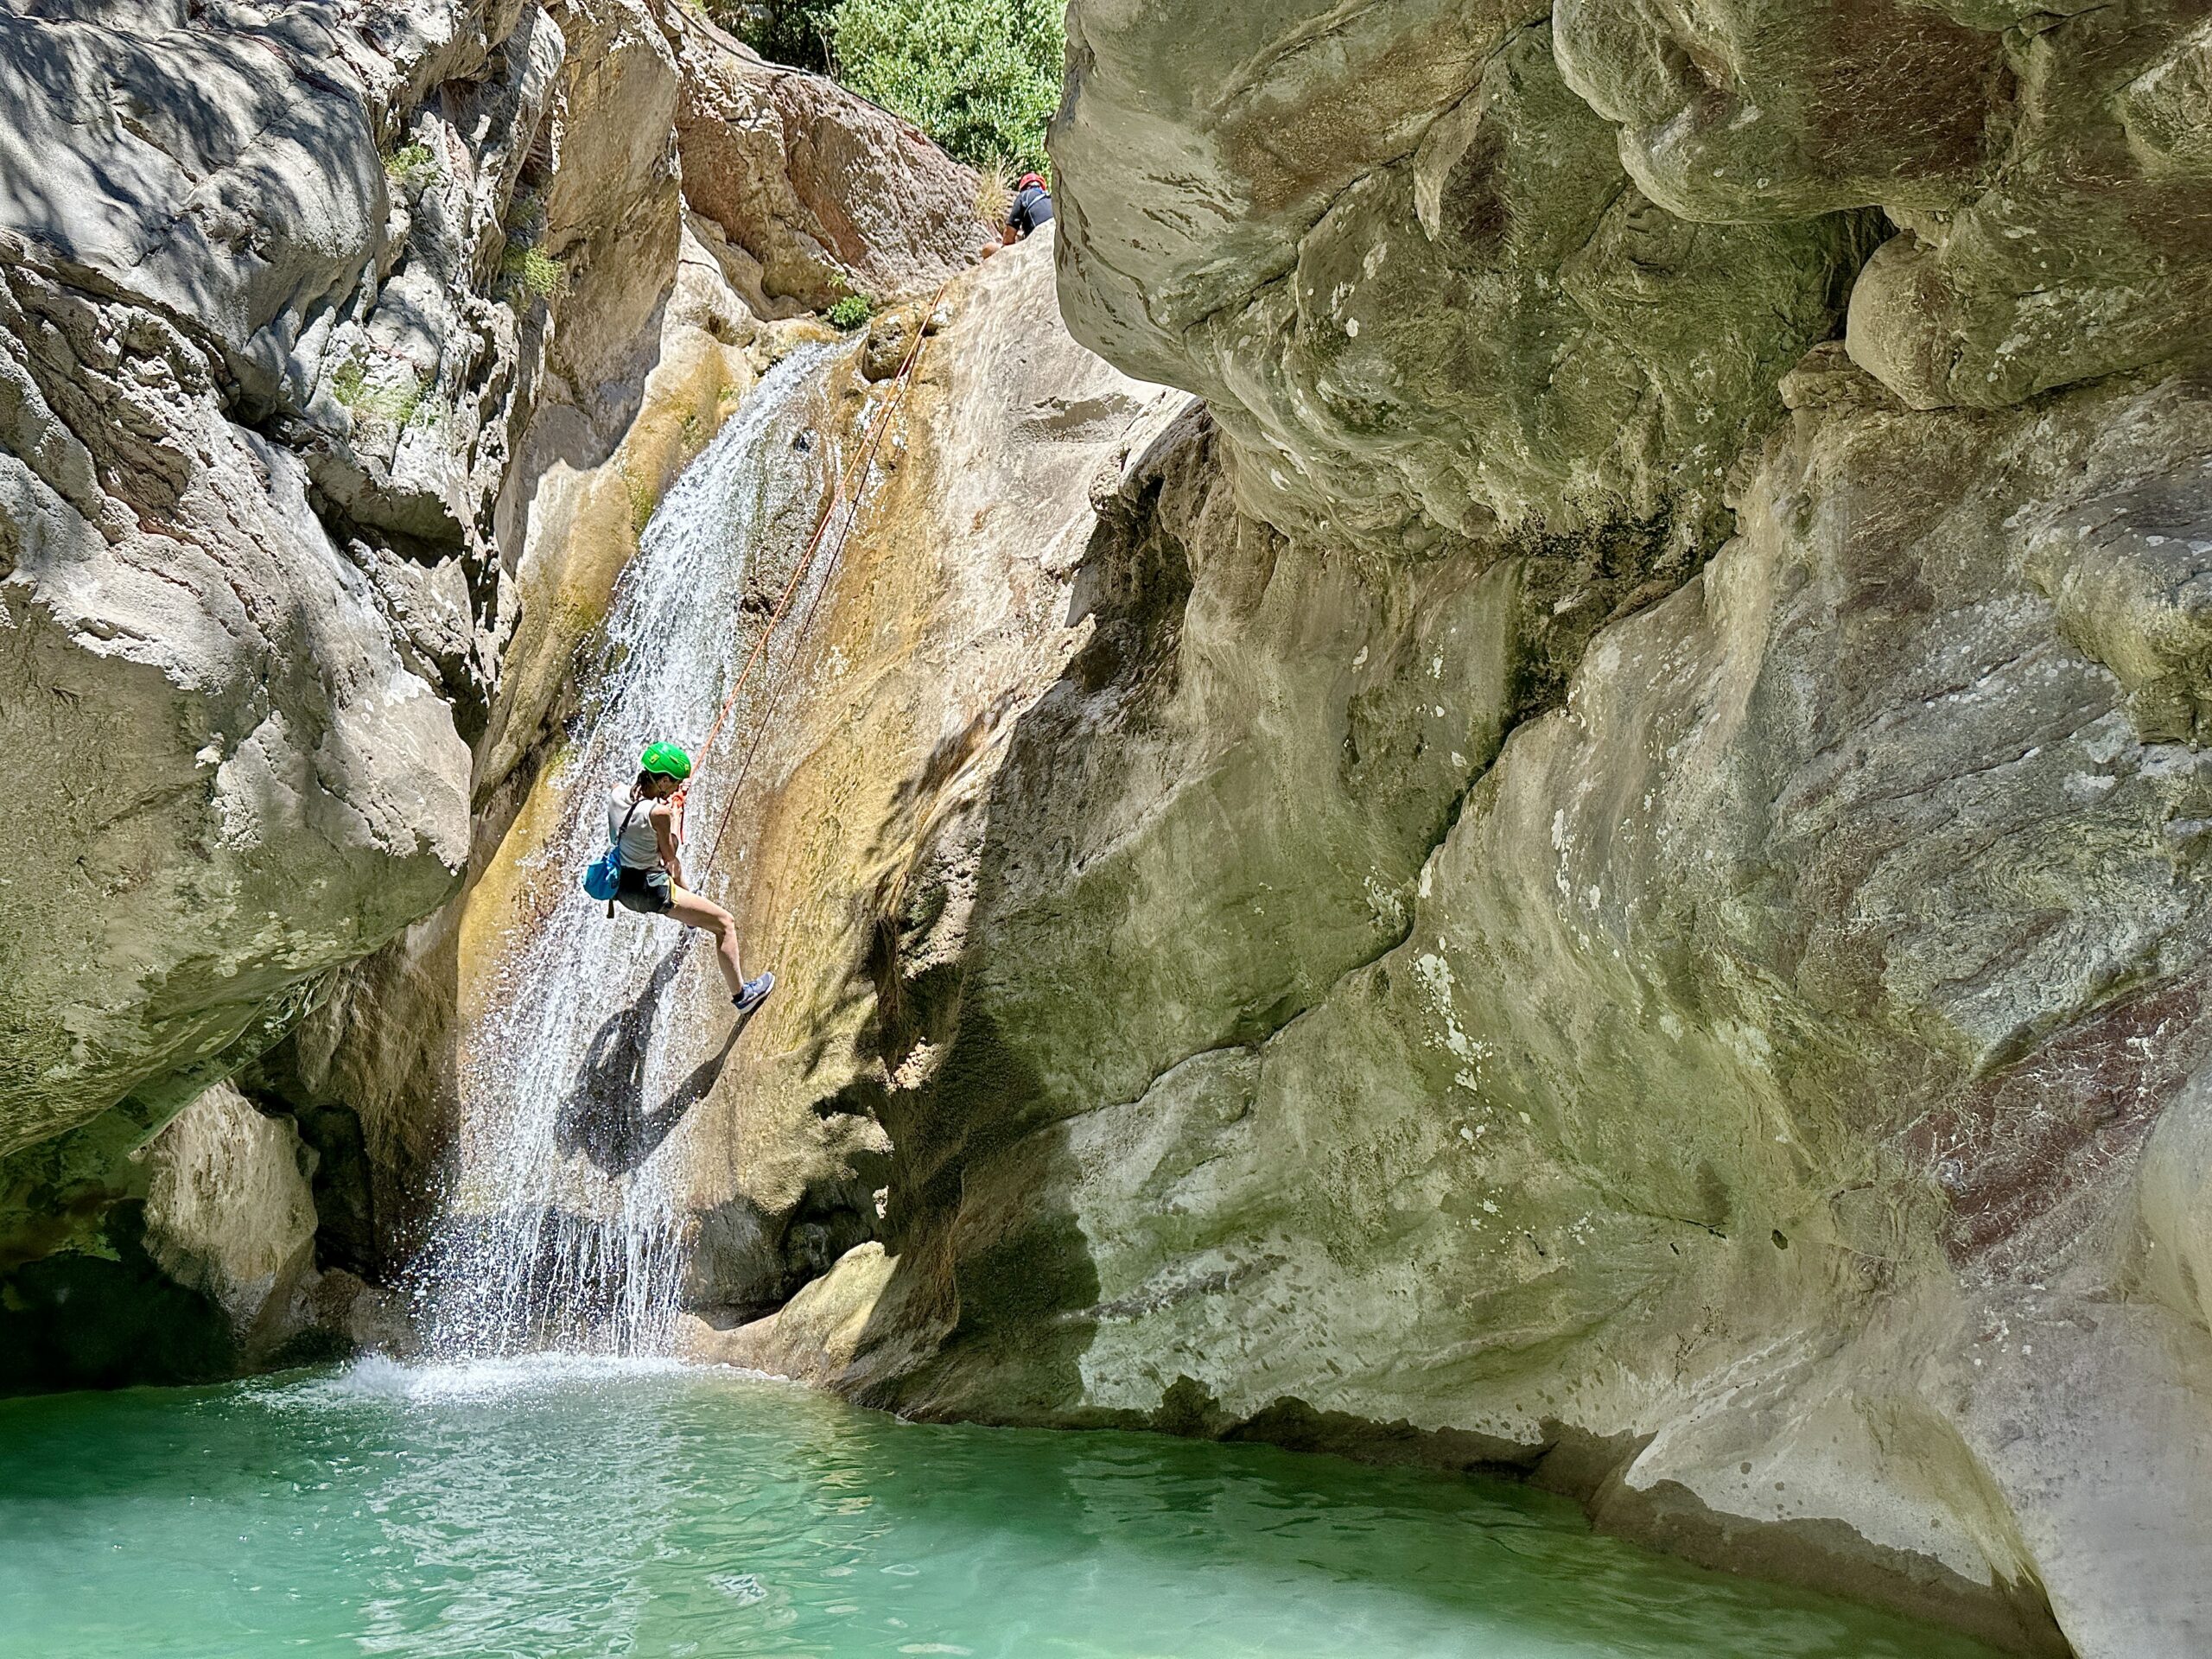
[1018,173,1047,190]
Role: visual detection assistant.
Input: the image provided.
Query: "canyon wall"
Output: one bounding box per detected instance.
[0,0,978,1367]
[7,1,2212,1656]
[702,6,2212,1657]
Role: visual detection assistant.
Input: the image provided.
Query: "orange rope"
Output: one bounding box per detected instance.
[691,454,840,766]
[694,277,955,878]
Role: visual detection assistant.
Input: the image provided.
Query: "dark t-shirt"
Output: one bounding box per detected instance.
[1007,184,1055,238]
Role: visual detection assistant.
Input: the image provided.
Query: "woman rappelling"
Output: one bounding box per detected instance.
[594,741,775,1014]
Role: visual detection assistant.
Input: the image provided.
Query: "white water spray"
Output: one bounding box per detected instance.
[414,341,850,1358]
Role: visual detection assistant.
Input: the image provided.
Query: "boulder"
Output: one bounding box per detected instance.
[0,250,471,1152]
[667,5,982,316]
[142,1084,321,1357]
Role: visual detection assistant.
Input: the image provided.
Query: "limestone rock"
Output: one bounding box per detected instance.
[1054,9,1871,548]
[667,5,981,316]
[1843,5,2212,410]
[0,0,389,406]
[1536,0,2212,411]
[683,1241,911,1389]
[0,249,472,1149]
[1024,34,2212,1653]
[1550,0,2005,223]
[142,1084,320,1357]
[824,359,2212,1656]
[449,233,1179,1326]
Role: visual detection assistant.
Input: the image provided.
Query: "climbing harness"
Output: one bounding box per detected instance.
[688,277,957,885]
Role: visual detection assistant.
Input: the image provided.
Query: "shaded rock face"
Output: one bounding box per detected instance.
[1052,5,1870,550]
[0,1080,393,1388]
[1554,0,2212,412]
[142,1083,321,1354]
[0,0,980,1380]
[1055,0,2212,546]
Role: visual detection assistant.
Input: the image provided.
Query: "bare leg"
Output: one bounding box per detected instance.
[668,884,745,997]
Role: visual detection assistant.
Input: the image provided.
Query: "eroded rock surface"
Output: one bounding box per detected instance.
[447,232,1181,1334]
[690,6,2212,1658]
[142,1083,321,1355]
[0,0,981,1382]
[669,6,978,317]
[10,0,2212,1652]
[735,360,2212,1659]
[1057,1,2212,549]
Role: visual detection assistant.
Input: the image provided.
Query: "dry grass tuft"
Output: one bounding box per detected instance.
[973,159,1014,230]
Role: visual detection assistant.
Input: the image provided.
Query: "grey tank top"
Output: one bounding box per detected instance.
[608,789,669,869]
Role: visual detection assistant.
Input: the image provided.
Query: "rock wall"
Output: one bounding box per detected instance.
[698,6,2212,1658]
[457,229,1179,1329]
[0,0,980,1376]
[9,0,2212,1654]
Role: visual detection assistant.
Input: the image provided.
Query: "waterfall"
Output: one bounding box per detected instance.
[412,340,850,1359]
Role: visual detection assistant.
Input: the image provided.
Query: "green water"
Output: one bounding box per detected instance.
[0,1357,2003,1659]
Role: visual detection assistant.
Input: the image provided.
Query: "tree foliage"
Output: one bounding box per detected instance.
[831,0,1063,175]
[719,0,837,73]
[713,0,1063,175]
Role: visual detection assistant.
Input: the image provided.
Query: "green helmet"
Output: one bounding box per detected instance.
[639,741,693,781]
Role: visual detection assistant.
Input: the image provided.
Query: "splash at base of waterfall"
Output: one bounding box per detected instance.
[409,340,853,1362]
[407,1205,694,1358]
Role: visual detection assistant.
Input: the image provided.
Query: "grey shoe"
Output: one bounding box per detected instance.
[734,970,775,1014]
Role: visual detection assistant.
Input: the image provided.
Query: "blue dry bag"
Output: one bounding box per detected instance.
[584,799,643,903]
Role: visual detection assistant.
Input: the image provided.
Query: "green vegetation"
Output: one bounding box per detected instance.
[827,292,874,331]
[974,158,1015,228]
[333,356,427,428]
[715,0,1062,175]
[502,245,568,301]
[382,142,440,193]
[721,0,836,73]
[834,0,1061,173]
[625,469,659,534]
[504,188,549,242]
[493,189,564,306]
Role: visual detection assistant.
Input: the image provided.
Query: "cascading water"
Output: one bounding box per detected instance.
[413,340,851,1359]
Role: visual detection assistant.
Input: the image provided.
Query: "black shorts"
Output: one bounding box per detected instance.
[615,866,673,915]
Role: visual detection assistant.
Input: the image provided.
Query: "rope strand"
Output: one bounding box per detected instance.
[693,279,955,880]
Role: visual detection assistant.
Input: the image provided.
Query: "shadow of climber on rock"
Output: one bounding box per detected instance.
[556,944,745,1177]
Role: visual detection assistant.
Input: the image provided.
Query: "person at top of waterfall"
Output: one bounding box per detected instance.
[981,172,1052,258]
[610,743,774,1014]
